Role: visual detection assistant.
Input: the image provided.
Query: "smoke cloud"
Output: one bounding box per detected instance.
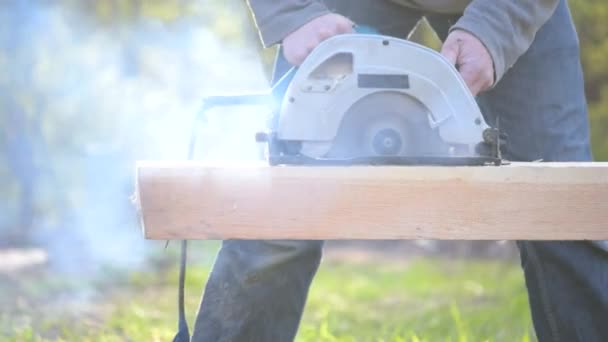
[0,1,269,274]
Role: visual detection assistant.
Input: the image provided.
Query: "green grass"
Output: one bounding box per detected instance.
[2,245,534,342]
[298,258,533,342]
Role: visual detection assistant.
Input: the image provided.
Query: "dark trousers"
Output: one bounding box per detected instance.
[192,1,608,341]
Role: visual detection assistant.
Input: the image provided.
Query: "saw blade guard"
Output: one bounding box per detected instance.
[275,34,492,159]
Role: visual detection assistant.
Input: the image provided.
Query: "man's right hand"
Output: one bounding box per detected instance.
[282,13,355,66]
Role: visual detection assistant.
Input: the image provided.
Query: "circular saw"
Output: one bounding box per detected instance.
[196,31,503,166]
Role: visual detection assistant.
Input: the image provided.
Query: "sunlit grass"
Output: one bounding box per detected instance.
[298,258,532,341]
[3,245,534,341]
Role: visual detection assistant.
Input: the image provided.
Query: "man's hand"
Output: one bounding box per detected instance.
[282,13,354,65]
[441,30,495,96]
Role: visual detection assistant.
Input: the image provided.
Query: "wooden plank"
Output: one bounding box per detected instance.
[135,161,608,240]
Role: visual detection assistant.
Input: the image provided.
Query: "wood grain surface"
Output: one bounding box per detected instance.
[135,161,608,240]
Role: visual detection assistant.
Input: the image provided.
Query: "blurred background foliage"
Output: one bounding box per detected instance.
[0,0,606,254]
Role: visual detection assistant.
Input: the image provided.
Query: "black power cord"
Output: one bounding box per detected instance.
[171,106,204,342]
[172,240,189,342]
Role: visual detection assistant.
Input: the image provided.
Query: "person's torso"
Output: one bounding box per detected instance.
[390,0,472,14]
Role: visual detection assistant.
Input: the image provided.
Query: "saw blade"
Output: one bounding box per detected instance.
[314,92,450,159]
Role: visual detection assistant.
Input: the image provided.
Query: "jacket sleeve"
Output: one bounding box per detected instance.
[246,0,330,47]
[451,0,559,84]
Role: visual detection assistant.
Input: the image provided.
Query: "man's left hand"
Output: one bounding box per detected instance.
[441,30,495,96]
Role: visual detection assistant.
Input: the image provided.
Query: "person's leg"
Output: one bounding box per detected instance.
[191,240,324,342]
[515,241,608,341]
[475,1,607,341]
[191,3,422,341]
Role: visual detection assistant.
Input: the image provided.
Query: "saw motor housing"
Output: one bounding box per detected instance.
[259,34,500,165]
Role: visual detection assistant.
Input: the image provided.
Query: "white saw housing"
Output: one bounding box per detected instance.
[276,34,491,158]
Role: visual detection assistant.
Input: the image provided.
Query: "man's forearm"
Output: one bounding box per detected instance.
[451,0,560,84]
[246,0,330,47]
